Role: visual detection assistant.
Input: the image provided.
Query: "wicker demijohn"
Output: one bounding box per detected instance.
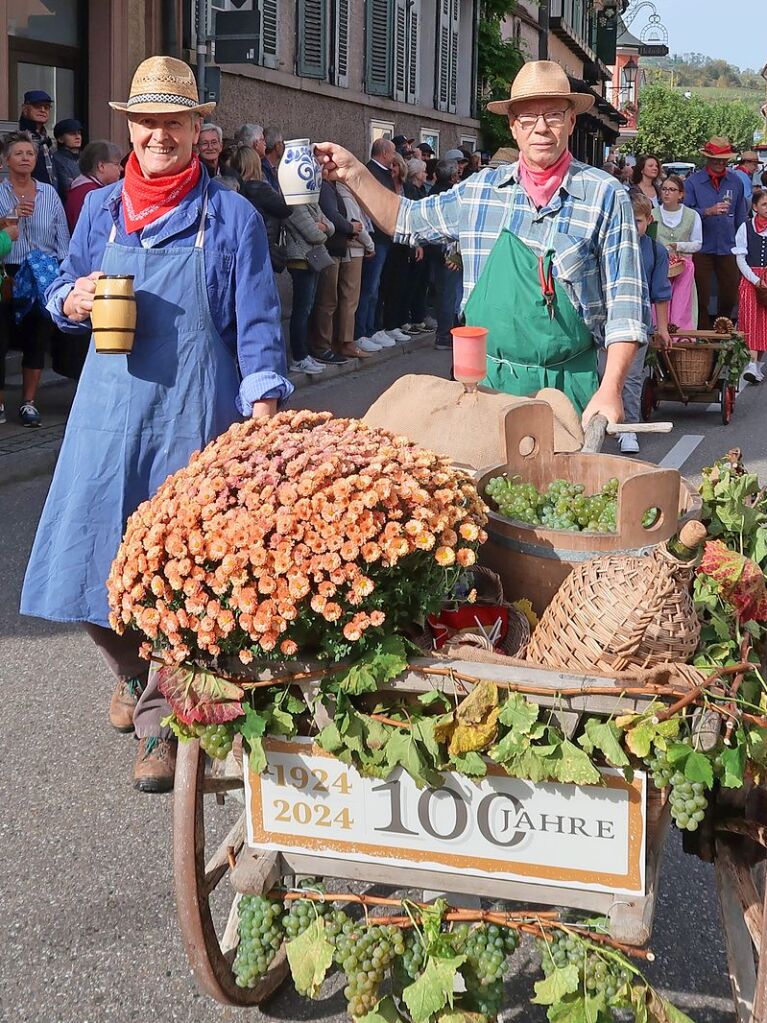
[526,522,705,674]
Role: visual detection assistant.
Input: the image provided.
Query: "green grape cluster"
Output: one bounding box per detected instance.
[399,928,426,980]
[283,881,329,940]
[668,771,708,831]
[537,932,632,1008]
[485,475,620,533]
[647,750,674,790]
[450,923,519,984]
[334,923,405,1018]
[193,721,235,760]
[233,895,285,988]
[461,975,504,1022]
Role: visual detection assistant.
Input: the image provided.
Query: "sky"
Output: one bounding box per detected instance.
[634,0,764,72]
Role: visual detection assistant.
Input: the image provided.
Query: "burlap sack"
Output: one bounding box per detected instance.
[363,376,583,472]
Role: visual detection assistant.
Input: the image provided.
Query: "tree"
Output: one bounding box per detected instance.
[630,83,760,163]
[477,0,525,153]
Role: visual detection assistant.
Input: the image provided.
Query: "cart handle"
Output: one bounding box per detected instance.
[582,415,673,454]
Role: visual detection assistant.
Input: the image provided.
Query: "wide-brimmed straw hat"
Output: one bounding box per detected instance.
[110,56,216,116]
[486,61,594,117]
[700,136,737,160]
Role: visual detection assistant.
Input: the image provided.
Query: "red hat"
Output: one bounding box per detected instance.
[700,136,737,160]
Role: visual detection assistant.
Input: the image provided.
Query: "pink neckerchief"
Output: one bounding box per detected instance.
[518,149,573,209]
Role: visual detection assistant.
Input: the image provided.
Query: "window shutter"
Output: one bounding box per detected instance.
[297,0,328,79]
[406,0,419,104]
[365,0,393,96]
[435,0,450,111]
[332,0,350,87]
[393,0,408,101]
[261,0,279,68]
[448,0,459,113]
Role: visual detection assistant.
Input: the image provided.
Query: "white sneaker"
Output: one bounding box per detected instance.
[357,336,383,352]
[618,432,640,454]
[387,328,412,342]
[744,361,762,384]
[371,330,397,348]
[757,363,765,381]
[306,355,328,370]
[292,356,325,375]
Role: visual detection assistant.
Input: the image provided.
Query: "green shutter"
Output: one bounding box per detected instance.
[393,0,408,101]
[297,0,328,79]
[365,0,393,96]
[333,0,350,87]
[406,0,420,104]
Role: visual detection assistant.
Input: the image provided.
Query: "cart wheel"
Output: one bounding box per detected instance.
[173,738,289,1006]
[721,384,736,425]
[715,828,767,1022]
[640,378,656,422]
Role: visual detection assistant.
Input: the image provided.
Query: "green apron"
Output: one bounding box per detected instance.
[464,228,598,415]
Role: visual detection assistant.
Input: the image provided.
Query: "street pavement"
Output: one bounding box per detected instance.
[1,348,761,1023]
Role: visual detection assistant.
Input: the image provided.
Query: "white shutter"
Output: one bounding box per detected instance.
[333,0,350,87]
[393,0,408,101]
[260,0,279,68]
[406,0,419,104]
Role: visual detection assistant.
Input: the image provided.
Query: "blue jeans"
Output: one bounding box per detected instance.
[436,262,463,346]
[355,238,391,338]
[288,266,320,361]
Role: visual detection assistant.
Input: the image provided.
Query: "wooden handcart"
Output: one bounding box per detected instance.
[641,328,740,425]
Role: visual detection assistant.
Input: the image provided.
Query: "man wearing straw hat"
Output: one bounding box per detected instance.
[316,61,647,424]
[20,57,292,792]
[684,136,749,329]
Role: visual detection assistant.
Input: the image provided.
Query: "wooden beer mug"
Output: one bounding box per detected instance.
[91,274,136,354]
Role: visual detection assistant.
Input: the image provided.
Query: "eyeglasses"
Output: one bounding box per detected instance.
[513,110,569,130]
[660,185,681,193]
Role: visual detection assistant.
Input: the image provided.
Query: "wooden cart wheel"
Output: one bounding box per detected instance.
[173,738,289,1006]
[640,377,656,422]
[721,384,736,425]
[715,827,766,1023]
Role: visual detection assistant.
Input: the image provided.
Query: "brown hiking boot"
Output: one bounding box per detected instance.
[133,737,177,793]
[108,676,144,733]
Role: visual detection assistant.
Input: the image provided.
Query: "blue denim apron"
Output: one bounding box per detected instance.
[20,191,242,626]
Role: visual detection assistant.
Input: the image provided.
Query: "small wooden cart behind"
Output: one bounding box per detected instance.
[641,328,740,425]
[170,407,766,1022]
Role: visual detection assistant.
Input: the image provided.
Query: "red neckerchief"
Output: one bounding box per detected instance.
[706,165,726,192]
[121,152,201,234]
[755,214,767,235]
[518,149,573,209]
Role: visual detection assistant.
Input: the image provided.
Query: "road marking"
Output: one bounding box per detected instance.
[659,434,704,470]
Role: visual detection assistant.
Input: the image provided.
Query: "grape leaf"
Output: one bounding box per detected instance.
[547,994,588,1023]
[358,996,404,1023]
[720,739,747,788]
[402,955,465,1023]
[316,721,343,753]
[753,526,767,566]
[646,989,696,1023]
[578,719,629,768]
[683,749,714,788]
[503,745,557,783]
[157,664,244,726]
[455,681,499,724]
[550,739,602,786]
[438,1012,485,1023]
[449,707,501,756]
[622,714,680,758]
[631,985,650,1023]
[531,964,580,1004]
[338,635,409,694]
[419,689,447,706]
[241,703,268,774]
[338,661,379,695]
[584,989,607,1023]
[267,705,297,736]
[385,732,439,788]
[489,729,531,764]
[498,692,540,735]
[366,717,392,751]
[449,751,487,777]
[285,916,333,999]
[412,717,441,762]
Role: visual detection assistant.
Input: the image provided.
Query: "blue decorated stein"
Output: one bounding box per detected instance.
[278,138,323,205]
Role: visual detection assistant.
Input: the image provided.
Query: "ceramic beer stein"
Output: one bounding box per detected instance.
[91,275,137,354]
[278,139,323,205]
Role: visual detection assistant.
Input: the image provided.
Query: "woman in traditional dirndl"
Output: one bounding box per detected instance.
[652,174,702,331]
[734,189,767,383]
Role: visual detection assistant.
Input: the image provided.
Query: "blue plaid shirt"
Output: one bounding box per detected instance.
[394,159,648,346]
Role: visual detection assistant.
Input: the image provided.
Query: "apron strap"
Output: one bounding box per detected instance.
[108,222,117,243]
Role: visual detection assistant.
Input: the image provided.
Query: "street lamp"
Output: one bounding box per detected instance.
[622,57,639,88]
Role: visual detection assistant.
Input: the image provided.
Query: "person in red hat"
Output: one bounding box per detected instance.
[684,136,748,328]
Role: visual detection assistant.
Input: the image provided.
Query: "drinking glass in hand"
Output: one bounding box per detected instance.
[722,189,733,214]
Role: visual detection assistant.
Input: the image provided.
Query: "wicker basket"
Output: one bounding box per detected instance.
[666,345,716,387]
[667,259,685,280]
[442,603,531,659]
[526,548,700,674]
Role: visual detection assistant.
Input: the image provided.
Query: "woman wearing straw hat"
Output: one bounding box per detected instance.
[684,136,748,328]
[316,61,646,425]
[19,57,292,792]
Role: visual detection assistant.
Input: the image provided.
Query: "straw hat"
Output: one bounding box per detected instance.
[110,56,216,116]
[486,61,594,117]
[700,136,737,160]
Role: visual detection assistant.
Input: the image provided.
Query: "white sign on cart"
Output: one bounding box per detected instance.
[245,738,647,896]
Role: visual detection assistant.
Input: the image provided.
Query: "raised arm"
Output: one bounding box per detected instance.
[315,143,401,236]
